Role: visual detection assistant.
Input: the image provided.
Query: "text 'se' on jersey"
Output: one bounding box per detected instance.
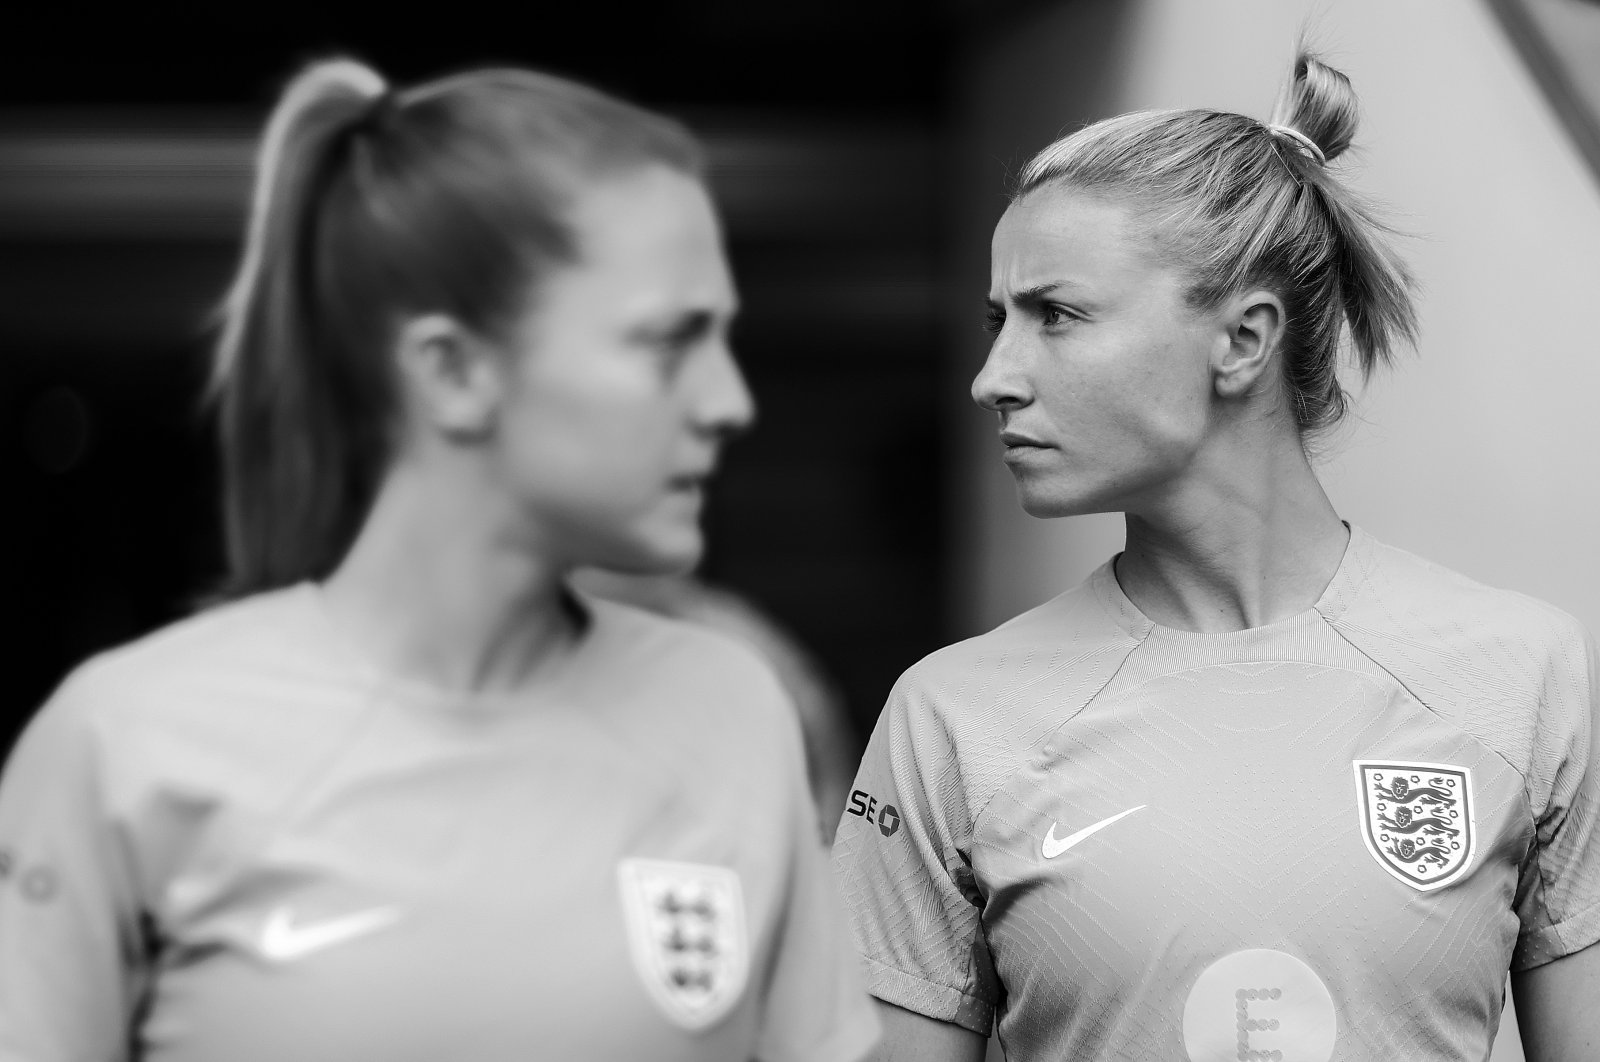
[0,586,879,1062]
[833,526,1600,1061]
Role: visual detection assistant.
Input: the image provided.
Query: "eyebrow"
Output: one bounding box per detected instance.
[628,308,722,343]
[986,281,1066,310]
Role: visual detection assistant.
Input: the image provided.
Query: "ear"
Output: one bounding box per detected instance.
[393,313,503,439]
[1212,290,1286,400]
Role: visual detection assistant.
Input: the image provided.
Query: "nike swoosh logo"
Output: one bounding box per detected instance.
[1041,805,1147,859]
[259,905,401,961]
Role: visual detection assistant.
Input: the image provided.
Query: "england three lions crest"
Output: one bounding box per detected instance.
[617,858,748,1031]
[1354,761,1476,891]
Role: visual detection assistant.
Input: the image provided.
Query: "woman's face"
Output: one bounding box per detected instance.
[975,187,1223,519]
[493,165,752,574]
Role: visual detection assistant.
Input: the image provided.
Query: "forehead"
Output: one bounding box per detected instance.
[990,186,1164,292]
[558,165,734,314]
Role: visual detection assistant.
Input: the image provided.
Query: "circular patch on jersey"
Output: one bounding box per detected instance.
[1181,949,1336,1062]
[617,858,749,1032]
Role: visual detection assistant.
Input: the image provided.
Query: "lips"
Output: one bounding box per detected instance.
[999,430,1050,449]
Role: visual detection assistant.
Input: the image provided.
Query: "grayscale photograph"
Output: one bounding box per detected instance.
[2,1,1598,1060]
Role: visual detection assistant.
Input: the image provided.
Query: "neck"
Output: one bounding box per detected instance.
[1115,432,1348,633]
[320,459,579,695]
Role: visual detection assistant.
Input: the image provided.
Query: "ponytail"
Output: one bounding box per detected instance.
[213,59,392,595]
[1014,45,1419,440]
[211,57,706,597]
[1267,51,1418,398]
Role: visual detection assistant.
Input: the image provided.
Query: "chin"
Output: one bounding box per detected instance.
[603,530,704,577]
[1014,482,1117,520]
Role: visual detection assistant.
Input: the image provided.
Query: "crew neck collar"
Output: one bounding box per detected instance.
[294,580,609,713]
[1090,522,1373,644]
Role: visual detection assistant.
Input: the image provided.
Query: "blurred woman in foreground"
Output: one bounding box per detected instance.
[0,57,877,1062]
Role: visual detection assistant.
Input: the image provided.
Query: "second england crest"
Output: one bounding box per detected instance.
[1353,760,1475,892]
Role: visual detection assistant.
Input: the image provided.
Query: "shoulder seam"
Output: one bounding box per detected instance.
[966,635,1146,840]
[1321,615,1533,793]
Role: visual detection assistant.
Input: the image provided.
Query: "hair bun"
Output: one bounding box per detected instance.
[1268,50,1358,163]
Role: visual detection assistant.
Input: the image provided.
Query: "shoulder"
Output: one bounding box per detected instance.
[881,573,1141,766]
[578,593,795,736]
[1328,530,1595,763]
[584,593,786,692]
[1332,531,1592,681]
[577,596,813,810]
[7,586,325,787]
[895,574,1138,706]
[41,585,324,735]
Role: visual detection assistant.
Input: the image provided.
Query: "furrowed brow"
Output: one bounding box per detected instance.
[1010,282,1063,306]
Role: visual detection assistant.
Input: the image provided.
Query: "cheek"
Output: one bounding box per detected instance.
[1131,373,1210,461]
[1038,340,1209,485]
[501,385,675,508]
[1106,331,1211,450]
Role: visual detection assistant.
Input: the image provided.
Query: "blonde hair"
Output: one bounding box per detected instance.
[1016,49,1418,437]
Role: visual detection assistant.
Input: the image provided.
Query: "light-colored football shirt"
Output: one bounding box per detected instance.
[833,526,1600,1061]
[0,585,878,1062]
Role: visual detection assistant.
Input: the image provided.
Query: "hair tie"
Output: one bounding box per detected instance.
[1267,123,1326,165]
[351,88,399,138]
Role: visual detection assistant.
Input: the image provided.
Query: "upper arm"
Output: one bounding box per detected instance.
[1512,941,1600,1062]
[0,673,144,1061]
[1513,623,1600,970]
[866,999,988,1062]
[1508,624,1600,1060]
[831,676,999,1037]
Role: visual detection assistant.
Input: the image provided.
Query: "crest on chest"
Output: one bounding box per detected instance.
[617,857,748,1031]
[1353,760,1475,891]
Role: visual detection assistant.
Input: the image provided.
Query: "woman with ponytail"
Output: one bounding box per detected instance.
[834,47,1600,1062]
[0,57,878,1062]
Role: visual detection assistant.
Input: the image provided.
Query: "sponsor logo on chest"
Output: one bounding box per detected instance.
[1353,760,1475,891]
[617,858,748,1031]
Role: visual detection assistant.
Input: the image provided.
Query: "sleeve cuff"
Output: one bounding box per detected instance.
[1513,895,1600,971]
[860,954,994,1036]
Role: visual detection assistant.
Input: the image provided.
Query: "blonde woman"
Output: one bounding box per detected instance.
[835,49,1599,1062]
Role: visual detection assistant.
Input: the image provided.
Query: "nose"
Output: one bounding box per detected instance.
[692,339,757,441]
[970,326,1032,414]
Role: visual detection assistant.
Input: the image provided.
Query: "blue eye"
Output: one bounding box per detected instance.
[983,309,1005,334]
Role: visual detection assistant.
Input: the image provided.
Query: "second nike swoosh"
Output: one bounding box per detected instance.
[260,906,402,961]
[1041,805,1147,859]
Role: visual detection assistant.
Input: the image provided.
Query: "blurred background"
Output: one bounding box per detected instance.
[3,2,1597,1058]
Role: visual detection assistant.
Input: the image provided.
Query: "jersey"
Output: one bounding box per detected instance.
[0,584,878,1062]
[833,525,1600,1061]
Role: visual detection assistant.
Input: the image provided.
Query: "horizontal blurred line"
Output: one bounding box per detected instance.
[0,248,940,347]
[0,108,938,241]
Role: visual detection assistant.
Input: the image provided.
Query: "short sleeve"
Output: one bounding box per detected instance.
[1513,622,1600,970]
[753,705,880,1062]
[0,668,146,1061]
[830,673,998,1035]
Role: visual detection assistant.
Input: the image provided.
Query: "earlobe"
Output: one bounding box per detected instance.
[394,314,501,438]
[1214,292,1285,400]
